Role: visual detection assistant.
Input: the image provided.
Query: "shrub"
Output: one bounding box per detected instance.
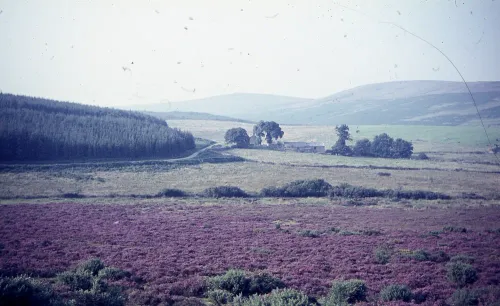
[207,270,249,296]
[450,254,475,264]
[207,289,234,305]
[207,270,284,297]
[380,284,412,302]
[447,262,478,287]
[374,246,392,264]
[325,279,367,305]
[443,226,467,233]
[261,179,332,197]
[234,288,311,306]
[77,258,106,276]
[0,275,58,305]
[98,267,132,280]
[298,230,321,238]
[448,288,480,306]
[384,189,451,200]
[415,152,429,160]
[57,270,93,291]
[330,183,383,198]
[62,192,85,198]
[70,286,126,306]
[248,273,285,295]
[203,186,248,198]
[377,172,391,177]
[156,188,187,197]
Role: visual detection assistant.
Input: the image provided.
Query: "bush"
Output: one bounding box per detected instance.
[207,289,234,305]
[443,226,467,233]
[98,267,132,281]
[380,284,412,302]
[234,288,311,306]
[203,186,248,198]
[377,172,391,177]
[384,189,451,200]
[77,258,106,276]
[324,279,367,305]
[207,270,249,296]
[156,188,187,197]
[0,275,58,305]
[57,270,93,291]
[447,262,478,287]
[248,273,285,295]
[330,183,383,198]
[374,246,392,264]
[298,230,321,238]
[261,179,333,197]
[448,288,480,306]
[450,254,475,264]
[415,152,429,160]
[207,270,285,298]
[70,286,126,306]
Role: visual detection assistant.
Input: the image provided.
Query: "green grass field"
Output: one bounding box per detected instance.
[169,119,500,152]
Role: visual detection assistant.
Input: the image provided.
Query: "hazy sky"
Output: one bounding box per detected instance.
[0,0,499,107]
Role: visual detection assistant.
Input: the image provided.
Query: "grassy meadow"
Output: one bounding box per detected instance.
[169,119,500,152]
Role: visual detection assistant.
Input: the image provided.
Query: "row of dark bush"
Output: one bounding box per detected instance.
[51,179,453,201]
[154,179,451,200]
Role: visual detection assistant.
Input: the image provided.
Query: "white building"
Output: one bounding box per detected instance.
[283,142,326,153]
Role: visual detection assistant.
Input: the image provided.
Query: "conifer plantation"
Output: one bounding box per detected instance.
[0,94,195,161]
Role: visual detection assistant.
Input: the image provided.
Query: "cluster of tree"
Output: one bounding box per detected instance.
[224,121,284,148]
[0,93,195,161]
[331,124,413,158]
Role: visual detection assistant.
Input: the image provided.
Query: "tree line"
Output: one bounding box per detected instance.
[0,93,195,161]
[224,122,414,159]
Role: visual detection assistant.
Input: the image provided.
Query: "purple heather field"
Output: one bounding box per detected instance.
[1,202,499,305]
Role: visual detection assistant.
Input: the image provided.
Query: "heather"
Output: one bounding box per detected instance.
[0,203,499,305]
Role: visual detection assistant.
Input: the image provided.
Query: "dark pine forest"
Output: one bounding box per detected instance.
[0,93,195,161]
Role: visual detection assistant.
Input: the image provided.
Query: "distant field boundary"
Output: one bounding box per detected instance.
[250,160,500,175]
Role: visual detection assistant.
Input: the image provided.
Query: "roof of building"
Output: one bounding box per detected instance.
[284,142,325,147]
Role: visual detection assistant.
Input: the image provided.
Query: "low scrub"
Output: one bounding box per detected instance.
[374,246,392,264]
[402,249,449,263]
[261,179,333,197]
[448,288,480,306]
[203,186,248,198]
[0,275,58,305]
[156,188,187,197]
[323,279,367,305]
[0,258,131,306]
[379,284,413,302]
[206,269,285,298]
[233,288,311,306]
[330,183,383,198]
[383,189,451,200]
[446,262,478,287]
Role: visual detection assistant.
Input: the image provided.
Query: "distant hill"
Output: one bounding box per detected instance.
[130,81,500,126]
[0,94,195,161]
[144,111,254,123]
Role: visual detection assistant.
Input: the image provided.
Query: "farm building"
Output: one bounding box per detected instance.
[284,142,326,153]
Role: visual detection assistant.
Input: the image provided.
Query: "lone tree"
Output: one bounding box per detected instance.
[331,124,353,156]
[225,127,250,148]
[253,121,284,145]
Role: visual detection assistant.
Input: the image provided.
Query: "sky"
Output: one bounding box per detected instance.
[0,0,499,107]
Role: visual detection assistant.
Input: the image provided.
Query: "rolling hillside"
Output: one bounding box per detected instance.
[143,111,254,123]
[130,81,500,126]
